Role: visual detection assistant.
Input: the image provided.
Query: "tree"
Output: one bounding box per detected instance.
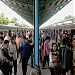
[3,17,9,25]
[0,13,4,24]
[10,17,17,23]
[20,24,29,27]
[0,19,3,24]
[0,13,4,18]
[64,15,74,21]
[0,13,9,25]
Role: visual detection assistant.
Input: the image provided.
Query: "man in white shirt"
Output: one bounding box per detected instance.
[9,36,17,75]
[26,31,30,39]
[4,33,10,41]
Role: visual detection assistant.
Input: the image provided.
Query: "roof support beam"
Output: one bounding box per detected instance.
[34,0,39,68]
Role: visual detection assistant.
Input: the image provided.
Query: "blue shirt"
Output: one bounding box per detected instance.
[21,42,30,60]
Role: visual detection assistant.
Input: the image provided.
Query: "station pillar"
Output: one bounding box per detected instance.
[34,0,39,67]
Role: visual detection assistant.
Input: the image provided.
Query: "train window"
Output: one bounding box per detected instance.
[63,30,65,34]
[71,29,75,38]
[0,32,3,36]
[4,31,7,37]
[65,30,68,33]
[59,29,62,34]
[56,30,58,34]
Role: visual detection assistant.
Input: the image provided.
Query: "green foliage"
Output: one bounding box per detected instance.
[3,17,9,24]
[64,15,74,20]
[20,24,29,27]
[10,17,17,23]
[0,13,9,25]
[0,13,28,26]
[0,16,18,24]
[0,19,3,24]
[0,13,4,18]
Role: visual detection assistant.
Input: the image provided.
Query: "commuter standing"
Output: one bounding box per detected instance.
[0,40,13,75]
[16,33,21,57]
[59,38,71,75]
[20,37,31,75]
[28,35,34,67]
[69,38,75,75]
[9,36,17,75]
[49,43,60,75]
[72,38,75,75]
[42,36,50,69]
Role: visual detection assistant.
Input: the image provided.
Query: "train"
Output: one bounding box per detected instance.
[0,24,33,37]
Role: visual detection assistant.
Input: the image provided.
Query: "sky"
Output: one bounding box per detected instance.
[0,0,74,28]
[40,0,75,28]
[0,1,33,28]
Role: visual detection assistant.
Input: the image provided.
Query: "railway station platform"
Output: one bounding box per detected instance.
[0,58,50,75]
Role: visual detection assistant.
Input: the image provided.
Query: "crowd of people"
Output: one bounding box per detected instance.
[39,30,75,75]
[0,31,34,75]
[0,30,75,75]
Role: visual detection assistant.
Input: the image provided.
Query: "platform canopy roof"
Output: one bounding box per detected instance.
[2,0,72,25]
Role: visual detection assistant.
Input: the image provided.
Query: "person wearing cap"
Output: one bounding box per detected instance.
[19,37,31,75]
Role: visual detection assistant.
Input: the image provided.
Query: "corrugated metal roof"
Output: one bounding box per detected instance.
[2,0,72,25]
